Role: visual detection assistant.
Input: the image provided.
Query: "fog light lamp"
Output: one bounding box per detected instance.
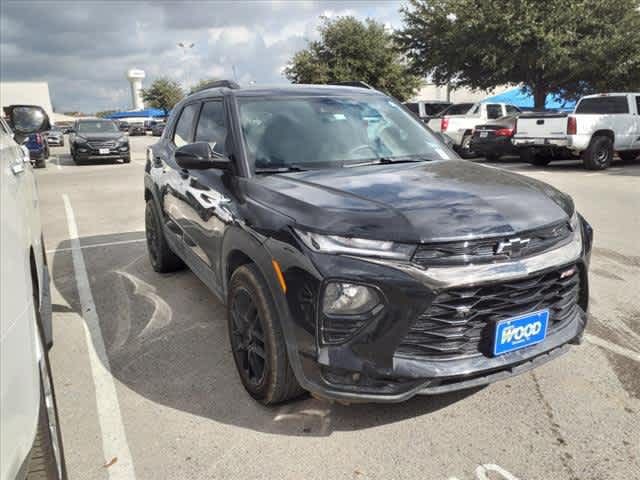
[322,282,380,315]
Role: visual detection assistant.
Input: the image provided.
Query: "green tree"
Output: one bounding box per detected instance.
[141,77,184,114]
[189,78,220,94]
[396,0,640,108]
[285,16,422,101]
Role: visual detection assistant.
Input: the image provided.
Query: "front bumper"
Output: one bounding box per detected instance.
[75,144,129,159]
[265,219,592,403]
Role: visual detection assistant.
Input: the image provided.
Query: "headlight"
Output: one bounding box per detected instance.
[322,282,381,315]
[294,229,414,259]
[74,136,87,143]
[569,210,580,231]
[118,136,128,144]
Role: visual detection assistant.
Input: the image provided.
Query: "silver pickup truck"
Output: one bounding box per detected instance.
[513,93,640,169]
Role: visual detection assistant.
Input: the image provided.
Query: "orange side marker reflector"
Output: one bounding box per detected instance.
[272,259,287,293]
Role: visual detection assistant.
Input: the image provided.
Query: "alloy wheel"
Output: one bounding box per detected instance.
[230,288,267,386]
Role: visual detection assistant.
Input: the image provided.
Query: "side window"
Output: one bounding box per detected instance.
[506,105,520,115]
[405,103,420,115]
[635,96,640,115]
[486,104,502,119]
[173,103,199,147]
[194,101,227,155]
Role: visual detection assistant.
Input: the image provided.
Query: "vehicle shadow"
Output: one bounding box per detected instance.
[51,232,480,437]
[51,150,128,166]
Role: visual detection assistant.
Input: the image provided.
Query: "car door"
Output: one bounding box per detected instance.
[0,118,41,480]
[178,99,235,288]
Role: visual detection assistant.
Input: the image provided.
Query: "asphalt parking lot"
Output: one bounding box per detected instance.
[38,135,639,480]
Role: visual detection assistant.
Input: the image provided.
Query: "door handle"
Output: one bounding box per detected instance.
[11,161,25,175]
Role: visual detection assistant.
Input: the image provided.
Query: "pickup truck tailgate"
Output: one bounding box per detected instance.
[515,112,568,139]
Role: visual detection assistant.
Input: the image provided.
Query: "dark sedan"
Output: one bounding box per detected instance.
[470,114,519,161]
[151,122,166,136]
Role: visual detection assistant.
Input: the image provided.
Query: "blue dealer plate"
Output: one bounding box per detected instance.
[493,310,549,356]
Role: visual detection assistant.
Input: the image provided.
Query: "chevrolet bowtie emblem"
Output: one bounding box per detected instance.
[495,237,531,257]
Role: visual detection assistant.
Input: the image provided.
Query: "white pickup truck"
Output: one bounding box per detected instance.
[431,102,521,158]
[513,92,640,169]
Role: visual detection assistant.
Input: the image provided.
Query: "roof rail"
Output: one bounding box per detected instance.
[329,81,375,90]
[190,79,240,94]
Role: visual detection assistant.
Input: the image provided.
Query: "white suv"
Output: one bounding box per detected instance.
[1,106,66,480]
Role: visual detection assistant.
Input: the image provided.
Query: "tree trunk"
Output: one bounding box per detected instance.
[532,85,547,110]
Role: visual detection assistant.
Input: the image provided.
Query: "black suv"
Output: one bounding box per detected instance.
[70,119,130,164]
[144,82,593,405]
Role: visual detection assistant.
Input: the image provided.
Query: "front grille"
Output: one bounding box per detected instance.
[396,265,581,359]
[88,141,116,149]
[412,221,572,267]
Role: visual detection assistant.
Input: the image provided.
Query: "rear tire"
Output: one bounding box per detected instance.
[145,200,184,273]
[484,153,500,162]
[583,135,613,170]
[227,264,304,405]
[458,133,476,159]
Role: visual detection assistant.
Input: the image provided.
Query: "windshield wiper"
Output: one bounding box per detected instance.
[345,156,434,167]
[254,165,309,174]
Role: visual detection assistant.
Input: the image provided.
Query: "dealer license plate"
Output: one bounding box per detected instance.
[493,310,549,356]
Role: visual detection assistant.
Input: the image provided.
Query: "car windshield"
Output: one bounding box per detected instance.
[238,95,454,171]
[77,121,118,133]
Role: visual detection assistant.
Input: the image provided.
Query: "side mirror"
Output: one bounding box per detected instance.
[175,142,231,171]
[4,105,50,135]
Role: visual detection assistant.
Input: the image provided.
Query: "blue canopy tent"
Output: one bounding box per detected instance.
[482,87,576,111]
[106,108,168,119]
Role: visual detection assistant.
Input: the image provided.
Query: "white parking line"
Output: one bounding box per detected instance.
[585,333,640,363]
[62,194,137,479]
[47,237,145,254]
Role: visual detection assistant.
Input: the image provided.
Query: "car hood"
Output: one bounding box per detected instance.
[76,132,122,140]
[247,160,573,243]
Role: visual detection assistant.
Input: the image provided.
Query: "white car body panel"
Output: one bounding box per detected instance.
[0,118,46,480]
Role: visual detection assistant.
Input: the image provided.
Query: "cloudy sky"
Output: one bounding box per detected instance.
[1,1,406,113]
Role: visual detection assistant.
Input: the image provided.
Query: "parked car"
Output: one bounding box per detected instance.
[1,105,67,480]
[144,82,592,405]
[513,93,640,169]
[118,120,130,132]
[151,122,166,136]
[128,123,145,136]
[45,126,64,147]
[435,102,522,158]
[24,132,49,168]
[404,100,451,122]
[469,114,519,161]
[69,119,130,164]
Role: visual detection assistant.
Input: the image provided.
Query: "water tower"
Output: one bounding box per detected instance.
[126,69,145,110]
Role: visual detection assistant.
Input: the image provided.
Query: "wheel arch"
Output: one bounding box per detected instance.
[591,129,614,144]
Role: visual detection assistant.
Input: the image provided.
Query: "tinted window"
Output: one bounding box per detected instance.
[486,104,503,119]
[443,103,473,115]
[423,103,450,116]
[173,103,199,147]
[506,105,520,115]
[405,103,420,115]
[576,96,629,114]
[238,95,455,171]
[636,96,640,114]
[195,101,227,155]
[77,120,118,133]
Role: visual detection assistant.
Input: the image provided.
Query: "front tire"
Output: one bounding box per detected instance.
[227,264,304,405]
[145,200,184,272]
[583,136,613,170]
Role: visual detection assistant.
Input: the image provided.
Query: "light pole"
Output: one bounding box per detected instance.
[177,41,195,89]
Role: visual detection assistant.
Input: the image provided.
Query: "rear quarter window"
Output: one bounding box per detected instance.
[575,96,629,114]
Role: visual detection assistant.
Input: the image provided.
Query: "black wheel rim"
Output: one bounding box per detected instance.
[596,147,609,165]
[145,205,159,264]
[230,288,266,386]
